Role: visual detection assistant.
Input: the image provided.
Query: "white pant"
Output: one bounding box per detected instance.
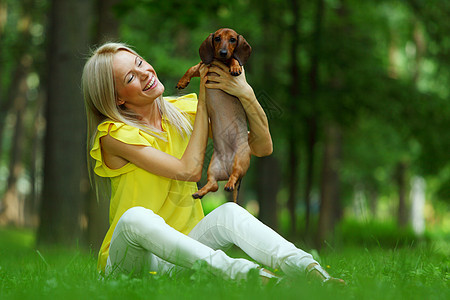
[106,203,317,280]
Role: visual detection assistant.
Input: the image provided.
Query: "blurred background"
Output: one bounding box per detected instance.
[0,0,448,252]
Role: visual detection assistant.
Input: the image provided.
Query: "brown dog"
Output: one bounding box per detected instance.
[176,28,252,202]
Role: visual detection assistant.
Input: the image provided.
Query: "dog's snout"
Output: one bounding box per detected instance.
[219,49,228,57]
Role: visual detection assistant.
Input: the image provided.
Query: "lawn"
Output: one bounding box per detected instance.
[0,227,448,300]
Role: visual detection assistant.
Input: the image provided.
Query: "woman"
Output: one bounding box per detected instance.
[82,42,344,284]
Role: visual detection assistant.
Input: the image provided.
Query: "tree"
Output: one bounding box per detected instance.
[303,0,325,233]
[286,0,302,236]
[0,55,31,226]
[85,0,121,250]
[0,0,45,226]
[256,156,281,230]
[37,0,93,246]
[317,123,342,245]
[251,0,283,231]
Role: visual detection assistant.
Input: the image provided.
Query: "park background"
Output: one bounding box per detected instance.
[0,0,448,298]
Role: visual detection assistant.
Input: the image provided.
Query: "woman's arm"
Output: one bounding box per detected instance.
[205,62,273,157]
[100,65,210,182]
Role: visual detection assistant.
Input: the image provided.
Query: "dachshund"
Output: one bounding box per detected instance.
[176,28,252,202]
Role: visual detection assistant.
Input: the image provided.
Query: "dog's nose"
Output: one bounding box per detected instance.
[219,49,228,57]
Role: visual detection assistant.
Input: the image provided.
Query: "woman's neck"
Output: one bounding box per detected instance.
[132,100,162,131]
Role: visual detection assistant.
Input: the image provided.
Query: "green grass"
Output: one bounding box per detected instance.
[0,227,448,299]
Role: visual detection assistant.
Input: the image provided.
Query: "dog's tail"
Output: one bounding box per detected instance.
[232,179,242,204]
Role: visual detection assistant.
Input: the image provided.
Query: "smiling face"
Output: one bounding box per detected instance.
[113,50,164,110]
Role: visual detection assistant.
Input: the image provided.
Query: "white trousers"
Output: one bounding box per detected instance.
[105,203,318,280]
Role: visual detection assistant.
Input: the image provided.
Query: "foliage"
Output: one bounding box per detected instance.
[0,228,448,299]
[109,0,450,212]
[335,218,424,248]
[1,0,450,243]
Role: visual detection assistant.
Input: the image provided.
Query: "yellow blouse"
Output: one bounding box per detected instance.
[90,93,204,272]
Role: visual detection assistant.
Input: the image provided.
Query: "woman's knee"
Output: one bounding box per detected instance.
[210,202,249,223]
[218,202,247,215]
[119,206,166,230]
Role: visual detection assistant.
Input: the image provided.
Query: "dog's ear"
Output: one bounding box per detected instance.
[233,35,252,66]
[199,33,215,64]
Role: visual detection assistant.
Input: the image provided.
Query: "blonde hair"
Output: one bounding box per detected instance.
[82,42,193,199]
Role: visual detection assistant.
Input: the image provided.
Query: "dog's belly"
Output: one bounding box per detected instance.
[206,88,248,179]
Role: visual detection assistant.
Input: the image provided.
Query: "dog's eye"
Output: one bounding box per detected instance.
[230,38,236,43]
[214,36,221,42]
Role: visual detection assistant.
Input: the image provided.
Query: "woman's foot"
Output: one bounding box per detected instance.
[259,268,281,285]
[306,263,346,286]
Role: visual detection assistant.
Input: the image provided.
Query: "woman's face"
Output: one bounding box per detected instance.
[113,50,164,109]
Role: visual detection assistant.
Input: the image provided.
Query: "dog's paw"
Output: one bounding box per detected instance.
[192,193,203,199]
[224,185,235,192]
[176,79,190,89]
[230,66,242,76]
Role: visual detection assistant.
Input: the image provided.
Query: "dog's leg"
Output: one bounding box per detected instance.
[192,179,219,199]
[192,152,221,199]
[229,58,242,76]
[224,143,251,197]
[176,62,202,89]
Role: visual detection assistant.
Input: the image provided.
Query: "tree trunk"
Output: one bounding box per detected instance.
[253,0,282,229]
[0,55,31,226]
[368,188,378,218]
[304,0,325,233]
[251,0,281,229]
[84,0,120,251]
[95,0,120,43]
[412,20,425,83]
[287,0,302,236]
[256,156,281,231]
[26,91,46,227]
[37,0,93,246]
[396,161,409,228]
[317,123,342,247]
[0,1,33,177]
[303,118,316,233]
[287,138,299,235]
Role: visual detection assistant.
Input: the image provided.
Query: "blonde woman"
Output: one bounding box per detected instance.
[82,42,344,284]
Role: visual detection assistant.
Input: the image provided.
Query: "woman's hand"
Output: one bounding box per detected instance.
[204,61,273,157]
[205,61,252,99]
